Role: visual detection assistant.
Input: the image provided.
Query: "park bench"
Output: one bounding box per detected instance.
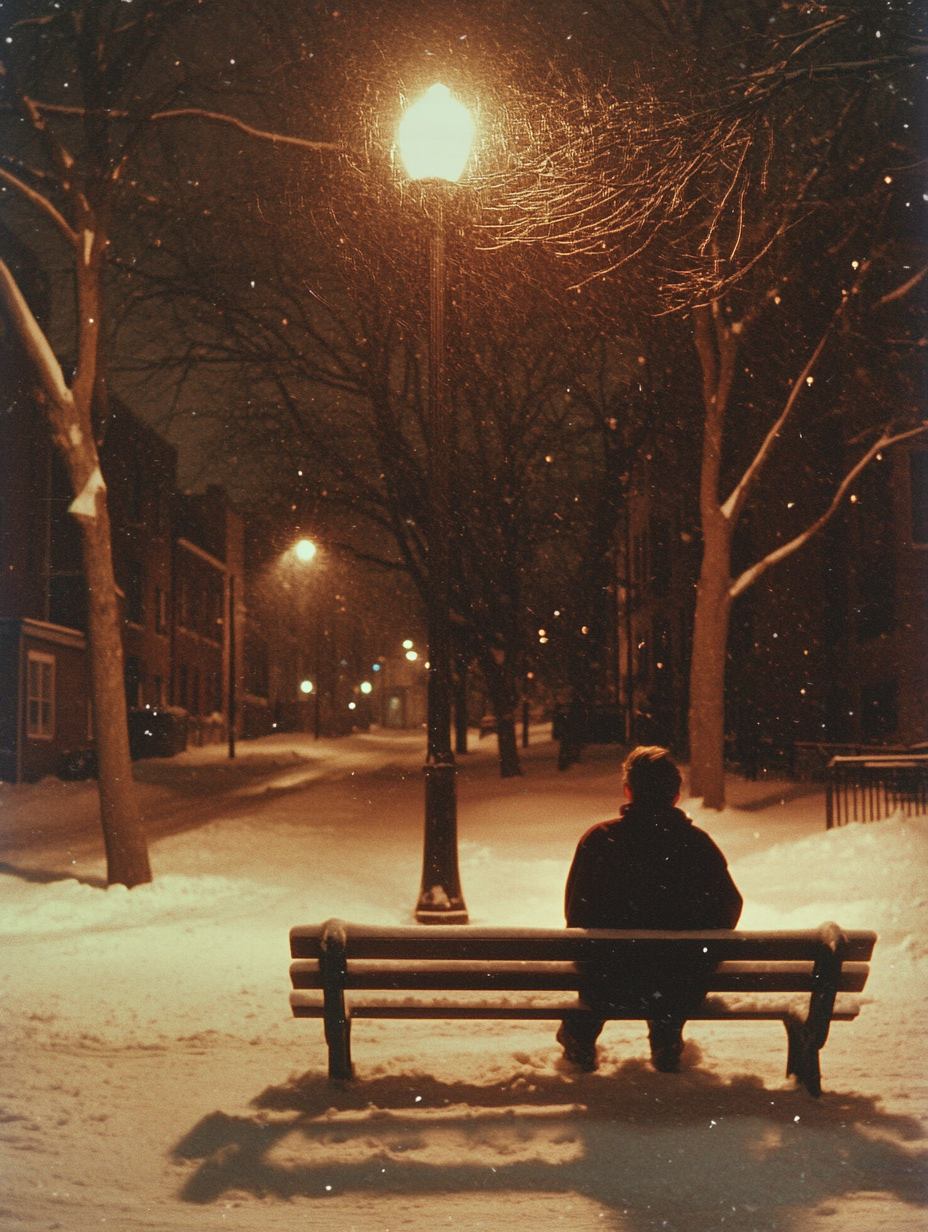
[289,920,875,1097]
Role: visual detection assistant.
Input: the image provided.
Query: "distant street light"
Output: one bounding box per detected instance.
[292,539,321,737]
[360,681,373,694]
[398,83,472,925]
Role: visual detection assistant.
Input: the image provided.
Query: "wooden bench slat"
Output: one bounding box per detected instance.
[289,991,863,1022]
[290,925,877,963]
[289,958,870,994]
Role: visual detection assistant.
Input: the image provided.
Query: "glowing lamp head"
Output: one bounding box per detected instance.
[398,84,473,182]
[402,639,414,650]
[360,681,373,695]
[295,539,316,562]
[300,679,313,694]
[405,650,418,661]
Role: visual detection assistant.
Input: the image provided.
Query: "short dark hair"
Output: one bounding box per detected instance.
[623,745,682,805]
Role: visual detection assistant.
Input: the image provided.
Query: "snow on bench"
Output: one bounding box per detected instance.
[288,919,876,1096]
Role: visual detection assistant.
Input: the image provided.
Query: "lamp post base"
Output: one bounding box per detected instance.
[415,761,468,924]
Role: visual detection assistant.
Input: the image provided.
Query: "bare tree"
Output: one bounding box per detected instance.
[0,0,337,884]
[482,1,927,804]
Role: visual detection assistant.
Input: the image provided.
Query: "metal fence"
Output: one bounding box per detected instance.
[826,755,928,829]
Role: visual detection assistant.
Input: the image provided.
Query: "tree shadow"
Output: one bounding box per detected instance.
[0,860,107,889]
[171,1058,928,1229]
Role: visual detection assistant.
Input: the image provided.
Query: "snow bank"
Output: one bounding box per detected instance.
[731,812,928,954]
[0,871,276,936]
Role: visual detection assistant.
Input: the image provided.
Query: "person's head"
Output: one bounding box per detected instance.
[622,745,682,808]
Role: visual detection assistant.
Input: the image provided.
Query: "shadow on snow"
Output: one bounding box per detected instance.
[171,1053,927,1230]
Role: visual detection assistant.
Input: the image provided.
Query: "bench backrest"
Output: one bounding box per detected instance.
[290,920,876,965]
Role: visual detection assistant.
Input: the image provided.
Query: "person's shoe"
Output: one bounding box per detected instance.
[650,1040,684,1073]
[556,1025,598,1072]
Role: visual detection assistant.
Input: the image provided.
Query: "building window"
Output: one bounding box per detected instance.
[124,655,143,710]
[27,651,55,739]
[176,663,188,710]
[861,680,898,740]
[649,516,672,599]
[154,586,167,634]
[127,465,144,524]
[854,459,896,642]
[126,562,145,626]
[911,451,928,546]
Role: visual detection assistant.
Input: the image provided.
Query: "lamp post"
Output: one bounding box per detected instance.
[293,539,320,738]
[398,84,472,924]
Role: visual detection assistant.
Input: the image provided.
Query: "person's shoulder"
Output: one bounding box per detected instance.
[575,818,623,847]
[678,812,730,860]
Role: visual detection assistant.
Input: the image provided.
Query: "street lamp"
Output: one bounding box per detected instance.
[398,83,472,924]
[292,538,321,738]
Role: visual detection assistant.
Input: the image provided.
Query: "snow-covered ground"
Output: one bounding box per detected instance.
[1,729,926,1231]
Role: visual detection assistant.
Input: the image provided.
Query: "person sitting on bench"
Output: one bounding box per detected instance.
[556,745,743,1073]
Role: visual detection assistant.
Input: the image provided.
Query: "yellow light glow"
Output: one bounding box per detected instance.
[398,84,473,182]
[300,679,313,694]
[360,681,373,694]
[295,539,316,561]
[402,639,414,649]
[406,650,418,661]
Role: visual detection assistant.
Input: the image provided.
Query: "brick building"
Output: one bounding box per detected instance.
[0,376,246,779]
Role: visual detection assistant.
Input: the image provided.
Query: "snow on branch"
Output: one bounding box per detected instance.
[720,321,832,523]
[0,166,78,246]
[0,258,74,411]
[729,423,928,599]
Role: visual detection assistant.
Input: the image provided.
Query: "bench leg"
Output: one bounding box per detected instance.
[783,1014,822,1097]
[321,918,353,1081]
[325,1013,352,1082]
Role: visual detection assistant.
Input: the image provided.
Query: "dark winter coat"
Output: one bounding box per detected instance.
[564,802,743,1021]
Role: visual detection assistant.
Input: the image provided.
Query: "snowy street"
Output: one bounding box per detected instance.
[1,729,926,1231]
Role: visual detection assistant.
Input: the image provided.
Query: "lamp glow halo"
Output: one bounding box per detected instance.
[398,84,473,183]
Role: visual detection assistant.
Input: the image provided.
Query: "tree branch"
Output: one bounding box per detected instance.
[0,166,78,246]
[720,317,833,522]
[729,423,928,598]
[0,258,74,411]
[876,263,928,307]
[26,100,342,153]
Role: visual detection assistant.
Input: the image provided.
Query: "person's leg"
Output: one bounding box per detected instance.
[556,1017,605,1071]
[647,1017,686,1072]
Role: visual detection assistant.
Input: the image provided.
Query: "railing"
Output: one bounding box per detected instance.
[826,755,928,829]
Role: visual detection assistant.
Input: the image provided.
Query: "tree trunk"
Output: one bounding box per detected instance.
[495,715,522,778]
[477,652,523,778]
[0,242,153,887]
[81,498,152,887]
[687,536,733,810]
[453,660,469,755]
[687,301,738,810]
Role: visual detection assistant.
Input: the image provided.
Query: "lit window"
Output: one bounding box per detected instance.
[27,652,54,739]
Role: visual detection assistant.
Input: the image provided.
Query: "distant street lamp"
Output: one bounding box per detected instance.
[398,83,473,924]
[292,538,321,738]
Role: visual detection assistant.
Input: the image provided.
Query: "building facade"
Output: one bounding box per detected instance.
[0,384,246,780]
